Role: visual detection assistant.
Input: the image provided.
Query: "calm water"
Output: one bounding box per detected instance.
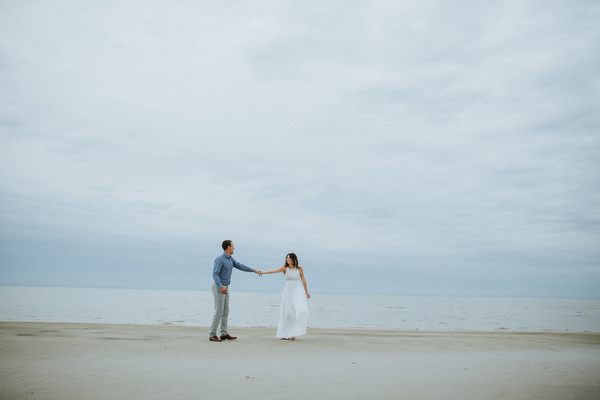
[1,286,599,332]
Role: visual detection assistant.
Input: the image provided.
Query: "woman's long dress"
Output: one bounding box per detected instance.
[276,267,309,338]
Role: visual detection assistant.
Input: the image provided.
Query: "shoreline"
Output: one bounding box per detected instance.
[3,320,600,334]
[2,322,599,399]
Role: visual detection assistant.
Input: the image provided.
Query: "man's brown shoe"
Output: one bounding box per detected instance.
[220,334,237,340]
[209,336,222,342]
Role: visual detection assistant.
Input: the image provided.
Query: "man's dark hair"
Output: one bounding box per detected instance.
[222,240,233,251]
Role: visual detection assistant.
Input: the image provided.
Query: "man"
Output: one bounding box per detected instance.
[210,240,262,342]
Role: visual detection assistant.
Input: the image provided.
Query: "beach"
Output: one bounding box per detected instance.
[1,322,599,400]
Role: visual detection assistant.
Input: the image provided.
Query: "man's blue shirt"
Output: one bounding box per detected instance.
[213,253,254,288]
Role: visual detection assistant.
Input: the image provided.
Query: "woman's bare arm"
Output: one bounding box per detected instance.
[263,266,286,275]
[298,266,310,299]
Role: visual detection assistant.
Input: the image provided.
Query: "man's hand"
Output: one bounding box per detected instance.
[220,286,228,295]
[255,270,263,276]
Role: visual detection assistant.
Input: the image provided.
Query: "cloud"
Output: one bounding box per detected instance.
[1,0,599,297]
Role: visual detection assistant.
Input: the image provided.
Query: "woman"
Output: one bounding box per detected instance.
[263,253,310,340]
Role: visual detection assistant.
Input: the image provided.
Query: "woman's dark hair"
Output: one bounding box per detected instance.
[222,240,233,251]
[283,253,298,269]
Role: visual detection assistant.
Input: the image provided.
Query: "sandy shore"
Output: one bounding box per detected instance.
[1,322,599,400]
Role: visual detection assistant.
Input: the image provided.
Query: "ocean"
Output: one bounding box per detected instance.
[1,286,599,332]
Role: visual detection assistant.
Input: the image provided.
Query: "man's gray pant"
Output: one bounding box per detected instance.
[210,283,229,337]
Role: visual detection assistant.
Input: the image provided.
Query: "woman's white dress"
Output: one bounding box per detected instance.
[276,267,308,338]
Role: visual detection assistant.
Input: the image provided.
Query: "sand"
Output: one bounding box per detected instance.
[1,322,599,400]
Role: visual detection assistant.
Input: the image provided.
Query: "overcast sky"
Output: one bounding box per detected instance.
[1,1,599,297]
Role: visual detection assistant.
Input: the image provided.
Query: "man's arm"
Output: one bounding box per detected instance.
[231,258,260,274]
[213,258,224,288]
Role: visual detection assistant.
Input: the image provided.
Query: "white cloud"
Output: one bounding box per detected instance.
[1,0,598,296]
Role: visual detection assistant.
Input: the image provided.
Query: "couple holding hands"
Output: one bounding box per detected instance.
[209,240,310,342]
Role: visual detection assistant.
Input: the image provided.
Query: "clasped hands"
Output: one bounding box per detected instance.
[254,270,264,276]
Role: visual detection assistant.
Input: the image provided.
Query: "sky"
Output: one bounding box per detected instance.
[1,1,599,298]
